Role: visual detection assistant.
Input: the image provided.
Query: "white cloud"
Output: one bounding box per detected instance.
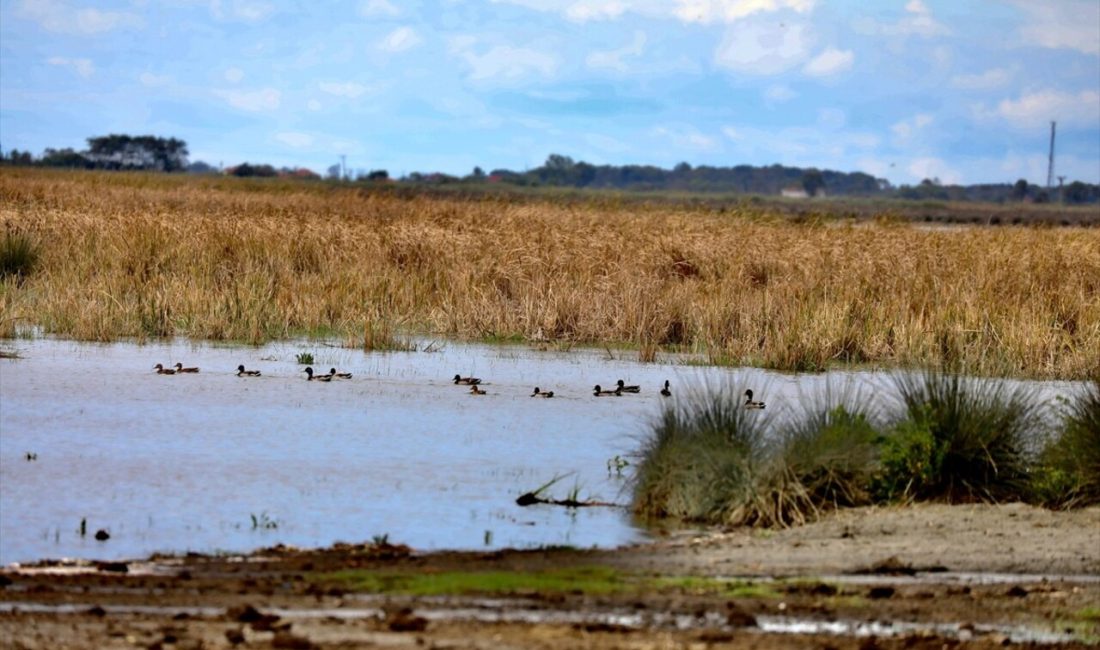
[451,40,558,83]
[584,132,631,154]
[307,99,323,111]
[817,108,846,129]
[567,0,628,22]
[1009,0,1099,55]
[992,90,1100,129]
[276,132,314,148]
[802,48,852,77]
[139,72,170,86]
[47,56,94,78]
[224,67,245,83]
[359,0,399,17]
[852,0,948,38]
[231,1,274,22]
[674,0,815,24]
[216,87,281,111]
[763,84,796,103]
[18,0,143,34]
[319,81,369,98]
[652,125,719,152]
[907,157,960,184]
[586,30,646,72]
[721,126,742,140]
[379,26,422,52]
[891,113,933,143]
[950,67,1010,90]
[713,21,810,75]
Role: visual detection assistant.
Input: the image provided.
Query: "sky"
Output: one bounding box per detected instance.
[1,0,1098,186]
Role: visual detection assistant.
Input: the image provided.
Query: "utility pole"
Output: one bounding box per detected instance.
[1046,121,1056,190]
[340,154,347,181]
[1057,175,1066,203]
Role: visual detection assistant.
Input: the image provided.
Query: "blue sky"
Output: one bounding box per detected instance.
[1,0,1098,185]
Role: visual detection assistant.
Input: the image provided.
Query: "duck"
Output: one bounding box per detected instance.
[305,366,332,382]
[594,384,621,397]
[660,380,671,397]
[453,374,482,385]
[237,365,261,377]
[469,384,487,395]
[531,387,554,398]
[744,389,766,409]
[616,379,641,393]
[174,362,199,373]
[153,363,176,375]
[329,367,353,379]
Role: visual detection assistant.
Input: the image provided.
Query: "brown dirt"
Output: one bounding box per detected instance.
[2,503,1098,649]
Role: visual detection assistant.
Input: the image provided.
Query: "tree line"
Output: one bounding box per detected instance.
[3,138,1097,204]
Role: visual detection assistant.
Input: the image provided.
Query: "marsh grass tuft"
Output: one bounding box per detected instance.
[358,318,416,352]
[1034,379,1100,508]
[632,378,769,523]
[0,226,39,280]
[883,370,1044,503]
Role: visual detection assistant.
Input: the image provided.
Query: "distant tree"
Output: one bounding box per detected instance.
[1011,178,1029,201]
[366,169,389,181]
[673,161,692,174]
[471,166,486,180]
[186,160,217,174]
[1063,181,1094,204]
[40,148,88,168]
[326,164,341,180]
[84,134,188,171]
[801,169,825,197]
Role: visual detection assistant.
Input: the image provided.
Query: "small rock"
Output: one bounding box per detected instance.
[868,586,896,599]
[272,630,314,649]
[1006,585,1028,598]
[87,605,107,617]
[224,628,246,646]
[96,561,128,573]
[725,602,757,628]
[384,606,428,632]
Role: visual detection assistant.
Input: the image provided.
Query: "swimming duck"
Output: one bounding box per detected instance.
[744,389,766,409]
[453,374,482,385]
[470,384,487,395]
[237,365,261,377]
[660,380,671,397]
[616,379,641,393]
[329,367,353,379]
[594,384,621,397]
[531,387,554,398]
[174,362,200,373]
[153,363,176,375]
[305,366,332,382]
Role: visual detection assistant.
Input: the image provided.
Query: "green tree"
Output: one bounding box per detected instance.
[801,169,825,197]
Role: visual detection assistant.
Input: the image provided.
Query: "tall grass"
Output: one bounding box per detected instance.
[0,226,39,279]
[1035,379,1100,508]
[633,374,1091,528]
[1,168,1097,377]
[883,371,1045,502]
[632,380,769,522]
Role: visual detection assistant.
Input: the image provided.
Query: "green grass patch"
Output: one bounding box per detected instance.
[317,566,629,596]
[0,227,39,279]
[651,576,779,598]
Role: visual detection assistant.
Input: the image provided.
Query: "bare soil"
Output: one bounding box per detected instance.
[2,503,1098,649]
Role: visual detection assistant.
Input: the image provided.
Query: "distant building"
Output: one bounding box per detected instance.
[781,186,809,199]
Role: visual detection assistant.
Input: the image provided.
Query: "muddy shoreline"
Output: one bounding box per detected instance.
[2,503,1097,648]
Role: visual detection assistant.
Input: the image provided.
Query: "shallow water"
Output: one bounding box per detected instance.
[0,337,1082,565]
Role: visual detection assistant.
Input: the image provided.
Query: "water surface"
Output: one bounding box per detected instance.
[0,338,1079,565]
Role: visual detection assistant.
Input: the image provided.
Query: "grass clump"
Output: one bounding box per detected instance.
[0,227,39,280]
[882,370,1044,503]
[754,388,881,527]
[1033,379,1100,508]
[632,379,768,523]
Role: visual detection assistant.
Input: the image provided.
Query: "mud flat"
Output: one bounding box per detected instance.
[2,503,1097,649]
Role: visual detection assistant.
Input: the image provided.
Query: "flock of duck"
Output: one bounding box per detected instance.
[152,362,767,408]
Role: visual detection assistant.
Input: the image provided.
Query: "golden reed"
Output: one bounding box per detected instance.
[2,168,1097,378]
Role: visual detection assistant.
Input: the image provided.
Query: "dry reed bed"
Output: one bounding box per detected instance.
[1,169,1098,378]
